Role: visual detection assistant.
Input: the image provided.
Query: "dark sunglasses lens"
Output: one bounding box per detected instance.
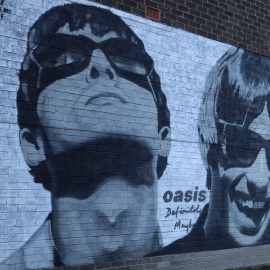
[32,34,96,68]
[224,125,261,168]
[104,39,152,75]
[110,56,149,75]
[225,145,258,168]
[33,45,86,68]
[33,36,152,77]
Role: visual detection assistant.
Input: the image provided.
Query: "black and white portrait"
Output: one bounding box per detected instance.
[5,0,269,268]
[199,48,270,247]
[148,48,270,257]
[2,3,171,268]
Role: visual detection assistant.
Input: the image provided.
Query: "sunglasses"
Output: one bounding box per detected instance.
[30,33,155,97]
[217,122,270,170]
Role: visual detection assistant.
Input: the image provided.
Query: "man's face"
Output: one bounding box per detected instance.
[210,103,270,246]
[35,24,163,264]
[36,25,159,151]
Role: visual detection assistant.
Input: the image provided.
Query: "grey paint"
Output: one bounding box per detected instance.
[2,0,269,269]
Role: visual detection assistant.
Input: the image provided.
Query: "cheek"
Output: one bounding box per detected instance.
[213,165,246,187]
[221,167,247,185]
[36,73,93,129]
[210,168,239,202]
[37,86,76,135]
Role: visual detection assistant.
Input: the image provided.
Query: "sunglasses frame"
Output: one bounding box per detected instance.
[216,119,270,170]
[28,33,157,101]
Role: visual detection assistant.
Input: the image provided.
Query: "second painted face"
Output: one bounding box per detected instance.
[210,103,270,246]
[35,24,164,264]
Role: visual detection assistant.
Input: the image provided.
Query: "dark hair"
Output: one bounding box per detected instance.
[198,48,270,189]
[17,3,170,190]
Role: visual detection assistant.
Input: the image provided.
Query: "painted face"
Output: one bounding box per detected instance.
[36,24,159,153]
[35,25,162,264]
[211,103,270,246]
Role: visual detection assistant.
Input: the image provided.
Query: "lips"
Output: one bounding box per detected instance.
[85,93,127,106]
[234,196,269,223]
[229,179,270,235]
[237,199,265,209]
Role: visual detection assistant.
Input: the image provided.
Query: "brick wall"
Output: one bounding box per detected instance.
[1,0,270,270]
[39,245,270,270]
[91,0,270,57]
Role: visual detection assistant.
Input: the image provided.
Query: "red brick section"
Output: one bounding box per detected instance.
[90,0,270,57]
[40,244,270,269]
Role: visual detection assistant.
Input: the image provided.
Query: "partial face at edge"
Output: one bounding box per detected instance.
[210,103,270,246]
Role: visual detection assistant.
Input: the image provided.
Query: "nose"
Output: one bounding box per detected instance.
[246,148,270,198]
[86,49,116,83]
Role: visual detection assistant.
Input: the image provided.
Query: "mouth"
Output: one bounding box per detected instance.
[229,179,270,235]
[234,196,269,222]
[85,93,127,106]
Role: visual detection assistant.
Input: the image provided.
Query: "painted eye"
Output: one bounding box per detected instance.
[53,51,83,66]
[33,46,84,67]
[110,55,148,75]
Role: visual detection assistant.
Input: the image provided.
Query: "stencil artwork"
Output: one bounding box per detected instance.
[199,48,270,248]
[2,3,171,268]
[1,0,270,269]
[149,48,270,256]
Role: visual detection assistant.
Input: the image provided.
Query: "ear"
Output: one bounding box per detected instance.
[158,126,171,157]
[20,128,46,167]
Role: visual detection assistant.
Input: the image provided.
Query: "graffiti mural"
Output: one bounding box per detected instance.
[3,3,171,268]
[148,48,270,256]
[1,0,270,269]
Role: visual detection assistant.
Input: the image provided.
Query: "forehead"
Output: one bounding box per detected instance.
[249,102,270,140]
[56,23,119,42]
